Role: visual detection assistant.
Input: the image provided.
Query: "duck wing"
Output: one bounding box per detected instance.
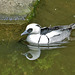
[40,23,74,36]
[40,26,61,35]
[54,23,75,30]
[40,27,51,35]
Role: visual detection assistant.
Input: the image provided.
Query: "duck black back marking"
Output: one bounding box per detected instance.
[40,26,60,35]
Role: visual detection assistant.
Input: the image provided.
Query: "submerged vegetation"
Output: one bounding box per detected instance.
[26,0,40,23]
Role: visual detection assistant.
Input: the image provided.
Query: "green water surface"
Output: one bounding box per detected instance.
[0,0,75,75]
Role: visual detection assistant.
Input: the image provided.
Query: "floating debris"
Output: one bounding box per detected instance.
[73,15,75,18]
[54,8,57,11]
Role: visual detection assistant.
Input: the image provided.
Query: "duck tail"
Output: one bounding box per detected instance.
[70,23,75,29]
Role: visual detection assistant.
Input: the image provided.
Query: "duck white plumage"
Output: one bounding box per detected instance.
[21,23,75,46]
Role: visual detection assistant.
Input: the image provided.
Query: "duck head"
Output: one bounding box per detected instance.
[21,23,41,36]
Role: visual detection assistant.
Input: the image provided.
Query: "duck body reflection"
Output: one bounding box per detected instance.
[22,41,67,60]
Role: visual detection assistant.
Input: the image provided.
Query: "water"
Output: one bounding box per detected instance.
[0,0,75,75]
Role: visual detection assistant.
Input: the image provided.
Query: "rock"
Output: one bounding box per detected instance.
[0,0,39,24]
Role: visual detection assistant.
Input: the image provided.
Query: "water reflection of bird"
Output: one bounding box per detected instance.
[22,50,41,60]
[21,43,66,60]
[21,23,75,46]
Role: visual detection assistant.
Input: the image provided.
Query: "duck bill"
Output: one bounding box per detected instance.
[21,30,28,36]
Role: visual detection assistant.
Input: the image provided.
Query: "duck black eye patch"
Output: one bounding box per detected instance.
[27,28,33,33]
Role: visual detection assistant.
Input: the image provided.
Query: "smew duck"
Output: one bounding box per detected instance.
[21,23,75,46]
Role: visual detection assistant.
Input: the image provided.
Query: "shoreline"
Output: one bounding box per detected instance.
[0,0,40,25]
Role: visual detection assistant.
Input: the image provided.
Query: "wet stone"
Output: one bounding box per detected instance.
[0,0,39,21]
